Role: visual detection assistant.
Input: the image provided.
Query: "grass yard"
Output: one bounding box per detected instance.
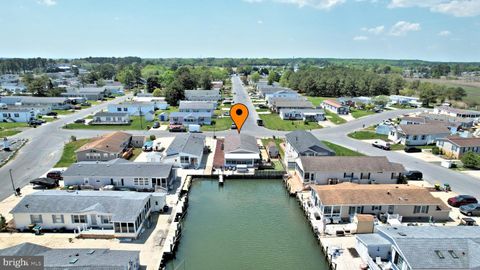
[322,141,365,156]
[128,148,143,161]
[261,138,285,157]
[306,96,328,107]
[348,130,388,140]
[325,111,347,125]
[0,130,21,137]
[256,108,269,112]
[0,122,29,138]
[53,109,75,115]
[54,139,91,167]
[259,114,322,131]
[350,109,375,119]
[201,117,233,131]
[64,116,154,130]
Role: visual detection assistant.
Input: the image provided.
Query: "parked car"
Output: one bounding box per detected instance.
[74,119,85,124]
[143,141,154,152]
[460,203,480,216]
[30,177,59,189]
[404,146,422,153]
[448,195,478,207]
[231,123,237,130]
[152,122,160,129]
[404,170,423,180]
[188,124,201,133]
[372,140,390,150]
[169,124,186,132]
[46,112,58,116]
[81,102,91,107]
[46,170,63,180]
[257,119,264,126]
[28,119,44,126]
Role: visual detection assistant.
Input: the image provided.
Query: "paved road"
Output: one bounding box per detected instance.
[0,95,130,200]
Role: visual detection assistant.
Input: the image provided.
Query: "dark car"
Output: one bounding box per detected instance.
[448,195,478,207]
[28,119,43,126]
[74,119,86,124]
[152,122,160,129]
[404,170,423,180]
[46,112,58,116]
[81,102,91,107]
[30,177,59,189]
[231,123,237,129]
[460,203,480,216]
[46,170,63,180]
[404,146,422,153]
[256,119,264,126]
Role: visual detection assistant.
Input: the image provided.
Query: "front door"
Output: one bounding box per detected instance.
[90,215,97,226]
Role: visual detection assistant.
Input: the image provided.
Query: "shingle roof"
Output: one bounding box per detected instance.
[185,89,220,96]
[311,182,448,207]
[323,99,343,108]
[285,130,334,155]
[224,134,259,154]
[398,124,451,135]
[272,99,313,108]
[299,156,405,172]
[179,101,216,110]
[435,105,480,116]
[166,133,206,157]
[1,96,67,104]
[63,158,173,179]
[169,111,212,118]
[441,136,480,147]
[10,190,154,222]
[76,131,131,154]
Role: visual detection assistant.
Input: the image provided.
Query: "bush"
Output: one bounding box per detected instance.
[70,135,77,142]
[461,151,480,169]
[150,135,156,141]
[432,146,440,155]
[0,214,6,231]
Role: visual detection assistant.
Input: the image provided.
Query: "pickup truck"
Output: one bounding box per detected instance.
[372,140,391,150]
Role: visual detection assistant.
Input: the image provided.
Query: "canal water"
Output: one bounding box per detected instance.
[167,180,329,270]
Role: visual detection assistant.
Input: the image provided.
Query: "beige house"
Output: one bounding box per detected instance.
[310,183,451,222]
[75,131,132,162]
[436,136,480,159]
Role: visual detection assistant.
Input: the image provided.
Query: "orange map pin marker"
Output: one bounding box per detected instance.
[230,103,249,133]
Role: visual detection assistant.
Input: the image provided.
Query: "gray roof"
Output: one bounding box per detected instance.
[0,96,67,104]
[272,99,313,109]
[185,89,220,96]
[398,123,451,135]
[65,87,106,94]
[166,133,206,157]
[285,131,334,155]
[299,156,405,172]
[0,243,139,269]
[94,111,129,117]
[170,111,212,118]
[0,108,33,113]
[10,190,153,222]
[63,158,172,179]
[224,134,259,154]
[356,233,391,246]
[179,101,216,110]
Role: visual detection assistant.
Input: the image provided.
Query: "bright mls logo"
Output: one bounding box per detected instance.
[1,256,44,270]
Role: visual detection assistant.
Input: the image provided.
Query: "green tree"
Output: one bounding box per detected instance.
[152,88,164,97]
[165,80,185,106]
[461,152,480,169]
[267,71,280,85]
[146,76,161,93]
[418,82,438,106]
[250,72,261,83]
[27,76,49,96]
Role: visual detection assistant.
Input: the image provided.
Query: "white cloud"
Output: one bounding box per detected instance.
[37,0,56,6]
[243,0,345,9]
[438,30,451,36]
[257,20,264,24]
[361,25,385,35]
[388,0,480,17]
[389,21,421,36]
[353,35,369,41]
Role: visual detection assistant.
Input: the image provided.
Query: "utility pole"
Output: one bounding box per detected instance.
[9,169,16,196]
[139,106,144,130]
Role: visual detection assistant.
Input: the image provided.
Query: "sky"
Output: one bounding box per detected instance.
[1,0,480,61]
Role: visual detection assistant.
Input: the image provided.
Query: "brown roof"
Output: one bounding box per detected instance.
[299,156,405,173]
[400,116,426,123]
[76,131,131,154]
[323,99,343,108]
[443,136,480,147]
[398,123,450,135]
[311,183,449,207]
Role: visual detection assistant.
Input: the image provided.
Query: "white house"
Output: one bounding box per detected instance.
[322,100,349,115]
[436,136,480,159]
[388,124,451,146]
[163,133,206,169]
[107,102,155,121]
[91,112,130,125]
[178,101,216,115]
[0,96,70,110]
[265,89,299,104]
[433,105,480,119]
[279,109,326,122]
[223,134,261,168]
[284,130,335,168]
[184,89,221,101]
[0,108,36,122]
[295,156,405,185]
[389,95,420,106]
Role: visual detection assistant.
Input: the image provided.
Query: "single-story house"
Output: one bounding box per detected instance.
[211,80,224,90]
[91,112,130,125]
[107,102,155,121]
[433,105,480,119]
[0,243,140,270]
[352,96,373,108]
[179,100,216,115]
[10,190,165,239]
[0,96,70,110]
[420,113,476,129]
[295,156,405,185]
[279,109,326,122]
[388,124,451,146]
[389,95,420,106]
[399,116,426,125]
[257,86,287,98]
[0,108,36,122]
[63,158,174,191]
[322,100,349,115]
[104,85,125,96]
[184,89,221,101]
[310,183,450,222]
[270,98,313,113]
[356,226,480,270]
[75,131,132,162]
[224,133,261,168]
[169,111,212,125]
[436,136,480,159]
[61,87,107,100]
[265,89,299,104]
[133,96,168,109]
[284,130,335,168]
[163,133,206,169]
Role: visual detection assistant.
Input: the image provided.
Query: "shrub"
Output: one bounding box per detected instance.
[149,135,156,141]
[70,135,77,142]
[432,146,440,155]
[461,151,480,169]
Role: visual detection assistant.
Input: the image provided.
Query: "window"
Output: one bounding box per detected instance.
[421,135,426,140]
[128,223,135,233]
[180,156,189,163]
[344,172,354,178]
[72,215,87,223]
[117,108,121,112]
[413,135,418,140]
[360,173,370,180]
[304,172,310,181]
[52,214,64,224]
[100,215,111,224]
[371,205,382,211]
[123,108,127,111]
[30,214,43,224]
[414,205,429,214]
[323,206,332,216]
[14,113,19,117]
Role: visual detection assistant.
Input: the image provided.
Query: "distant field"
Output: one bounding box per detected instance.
[407,78,480,105]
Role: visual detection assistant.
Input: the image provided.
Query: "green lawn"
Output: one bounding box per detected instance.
[201,117,232,131]
[53,109,75,115]
[0,130,21,137]
[0,122,29,138]
[348,130,388,140]
[128,148,143,161]
[54,139,91,167]
[259,114,322,131]
[325,111,347,125]
[350,109,375,119]
[64,116,154,130]
[261,138,285,157]
[256,108,269,112]
[322,141,365,156]
[306,96,328,107]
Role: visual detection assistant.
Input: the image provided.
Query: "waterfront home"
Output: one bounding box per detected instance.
[91,111,130,125]
[63,158,174,191]
[107,102,155,121]
[169,111,212,126]
[61,87,107,100]
[179,100,216,115]
[270,98,313,113]
[0,108,36,122]
[279,108,326,122]
[356,226,480,270]
[163,133,206,169]
[389,95,420,106]
[10,190,165,239]
[322,100,349,115]
[284,130,335,168]
[310,183,450,223]
[388,124,451,146]
[224,133,261,168]
[433,105,480,119]
[436,136,480,159]
[0,243,140,270]
[0,96,70,110]
[295,156,405,185]
[75,131,132,162]
[264,89,299,104]
[184,89,221,101]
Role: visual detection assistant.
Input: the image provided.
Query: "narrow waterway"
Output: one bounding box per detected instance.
[167,180,329,270]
